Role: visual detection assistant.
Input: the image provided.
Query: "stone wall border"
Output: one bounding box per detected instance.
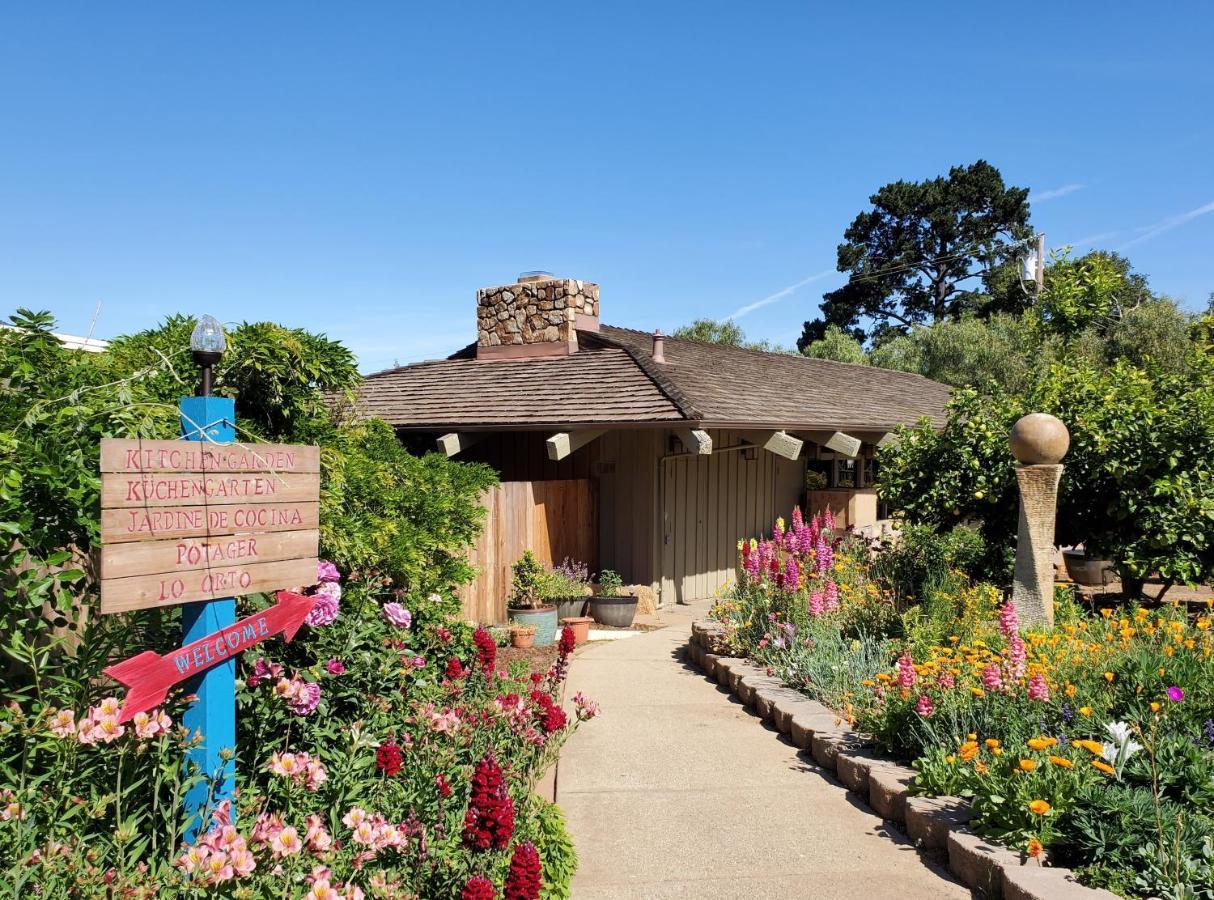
[686,620,1119,900]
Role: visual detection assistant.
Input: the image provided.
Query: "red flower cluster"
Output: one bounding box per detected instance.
[462,753,514,850]
[435,772,452,798]
[547,626,577,684]
[529,690,568,734]
[376,737,403,776]
[504,840,542,900]
[446,656,465,680]
[473,626,497,678]
[461,875,497,900]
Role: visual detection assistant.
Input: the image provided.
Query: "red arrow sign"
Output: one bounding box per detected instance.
[104,590,318,723]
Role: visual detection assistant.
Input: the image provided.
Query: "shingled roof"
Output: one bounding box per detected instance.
[354,325,951,432]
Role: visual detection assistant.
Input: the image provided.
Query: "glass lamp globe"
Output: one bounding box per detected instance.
[190,315,227,355]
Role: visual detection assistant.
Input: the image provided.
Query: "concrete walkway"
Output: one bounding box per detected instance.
[558,601,970,899]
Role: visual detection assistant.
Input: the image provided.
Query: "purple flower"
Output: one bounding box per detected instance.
[382,602,412,629]
[1167,685,1185,703]
[326,658,345,675]
[305,584,341,627]
[411,656,426,669]
[288,681,321,716]
[317,560,341,583]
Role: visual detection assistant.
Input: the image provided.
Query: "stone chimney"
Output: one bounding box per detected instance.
[476,273,600,360]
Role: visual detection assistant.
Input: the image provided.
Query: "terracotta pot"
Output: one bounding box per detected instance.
[511,629,535,649]
[507,604,559,647]
[560,615,594,645]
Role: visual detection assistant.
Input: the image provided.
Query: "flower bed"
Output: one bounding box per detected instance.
[710,509,1214,898]
[0,562,599,898]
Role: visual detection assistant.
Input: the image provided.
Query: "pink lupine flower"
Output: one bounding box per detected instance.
[998,601,1019,639]
[783,557,800,591]
[1005,635,1027,680]
[914,694,935,717]
[808,591,825,618]
[382,603,412,629]
[1027,673,1050,702]
[981,664,1004,692]
[822,507,835,531]
[823,580,839,612]
[791,507,804,532]
[935,669,956,689]
[896,651,916,689]
[814,535,833,575]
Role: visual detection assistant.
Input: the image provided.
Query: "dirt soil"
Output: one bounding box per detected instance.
[498,643,557,677]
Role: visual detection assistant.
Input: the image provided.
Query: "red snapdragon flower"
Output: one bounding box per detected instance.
[446,657,465,680]
[473,627,497,679]
[462,876,497,900]
[503,840,542,900]
[376,738,403,777]
[463,753,514,851]
[436,773,452,798]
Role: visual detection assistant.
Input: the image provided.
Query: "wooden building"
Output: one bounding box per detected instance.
[354,273,951,621]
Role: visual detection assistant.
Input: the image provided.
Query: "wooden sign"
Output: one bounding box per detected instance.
[99,437,321,614]
[101,529,319,580]
[101,472,319,508]
[104,590,318,722]
[101,439,320,474]
[102,558,318,614]
[101,502,320,544]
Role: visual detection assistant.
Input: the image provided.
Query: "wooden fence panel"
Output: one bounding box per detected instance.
[458,479,598,624]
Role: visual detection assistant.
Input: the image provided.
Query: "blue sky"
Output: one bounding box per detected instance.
[2,3,1212,372]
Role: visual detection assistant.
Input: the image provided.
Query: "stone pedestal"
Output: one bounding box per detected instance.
[1011,464,1062,629]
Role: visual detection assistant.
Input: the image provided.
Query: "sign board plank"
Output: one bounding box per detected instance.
[101,439,320,474]
[101,502,320,544]
[101,472,319,509]
[100,529,319,581]
[100,557,319,614]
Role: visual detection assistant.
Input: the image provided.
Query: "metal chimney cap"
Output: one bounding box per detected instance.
[517,270,556,283]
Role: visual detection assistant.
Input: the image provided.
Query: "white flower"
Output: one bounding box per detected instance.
[1101,721,1143,764]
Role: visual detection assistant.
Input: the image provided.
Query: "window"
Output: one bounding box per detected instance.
[833,458,858,489]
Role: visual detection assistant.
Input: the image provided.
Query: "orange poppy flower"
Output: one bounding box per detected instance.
[1028,800,1051,815]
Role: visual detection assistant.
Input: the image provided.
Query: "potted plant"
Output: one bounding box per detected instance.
[547,557,593,621]
[589,569,638,628]
[508,550,559,647]
[1062,546,1115,587]
[510,623,537,649]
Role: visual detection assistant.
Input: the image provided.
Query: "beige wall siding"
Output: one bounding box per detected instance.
[659,429,805,605]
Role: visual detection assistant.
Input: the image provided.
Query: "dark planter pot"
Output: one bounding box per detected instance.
[590,595,638,628]
[551,596,589,621]
[1063,550,1115,587]
[507,605,559,647]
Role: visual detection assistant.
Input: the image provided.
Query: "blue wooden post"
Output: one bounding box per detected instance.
[179,395,237,839]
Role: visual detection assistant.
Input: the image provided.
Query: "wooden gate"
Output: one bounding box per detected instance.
[459,479,598,623]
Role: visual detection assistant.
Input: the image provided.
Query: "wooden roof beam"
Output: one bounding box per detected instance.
[436,432,484,458]
[546,429,606,462]
[677,428,713,455]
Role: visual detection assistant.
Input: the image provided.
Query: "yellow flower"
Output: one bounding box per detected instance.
[945,754,956,764]
[1078,706,1093,717]
[1028,799,1051,815]
[958,741,980,762]
[1150,702,1161,713]
[1092,760,1115,775]
[984,738,1001,749]
[970,687,985,698]
[1103,672,1114,682]
[1019,759,1037,772]
[1049,755,1073,769]
[992,747,1003,756]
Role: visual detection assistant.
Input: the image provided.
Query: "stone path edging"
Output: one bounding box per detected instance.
[687,620,1119,900]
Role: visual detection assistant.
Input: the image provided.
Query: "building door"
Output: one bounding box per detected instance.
[659,432,804,605]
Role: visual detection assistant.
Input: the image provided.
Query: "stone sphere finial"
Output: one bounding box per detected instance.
[1009,413,1070,465]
